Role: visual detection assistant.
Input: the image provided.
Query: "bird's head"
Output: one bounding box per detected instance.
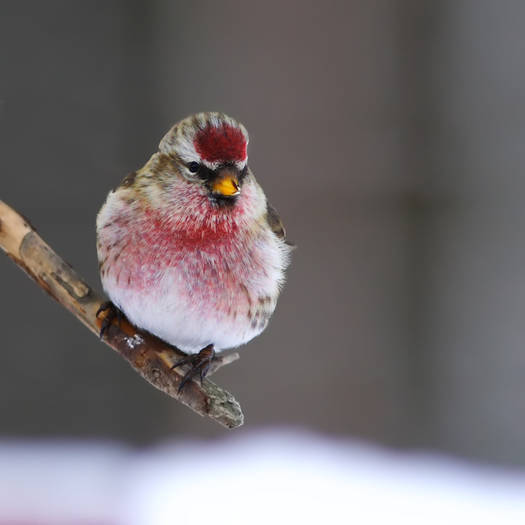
[159,112,250,205]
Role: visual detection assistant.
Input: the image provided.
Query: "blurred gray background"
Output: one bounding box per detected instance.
[1,0,524,467]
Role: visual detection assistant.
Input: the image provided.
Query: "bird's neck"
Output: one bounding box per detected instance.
[141,203,242,248]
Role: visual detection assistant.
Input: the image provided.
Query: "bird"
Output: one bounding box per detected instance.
[96,112,292,391]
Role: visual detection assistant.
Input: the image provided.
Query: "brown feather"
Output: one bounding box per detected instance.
[265,202,286,240]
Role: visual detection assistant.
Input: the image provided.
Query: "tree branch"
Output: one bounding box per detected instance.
[0,200,244,429]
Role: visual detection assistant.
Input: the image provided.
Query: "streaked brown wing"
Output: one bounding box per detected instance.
[265,201,287,241]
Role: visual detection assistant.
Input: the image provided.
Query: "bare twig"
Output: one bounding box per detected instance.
[0,200,243,429]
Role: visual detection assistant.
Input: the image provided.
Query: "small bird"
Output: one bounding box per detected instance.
[96,112,292,390]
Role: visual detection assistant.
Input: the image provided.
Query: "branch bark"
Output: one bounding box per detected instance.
[0,200,243,429]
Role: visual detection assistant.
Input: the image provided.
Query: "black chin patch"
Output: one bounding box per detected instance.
[209,193,239,207]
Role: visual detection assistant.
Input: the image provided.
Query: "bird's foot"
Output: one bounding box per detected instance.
[96,301,123,339]
[171,344,216,393]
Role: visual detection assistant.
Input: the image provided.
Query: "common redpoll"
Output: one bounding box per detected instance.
[96,112,292,389]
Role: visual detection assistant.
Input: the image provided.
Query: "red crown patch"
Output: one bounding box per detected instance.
[194,123,247,163]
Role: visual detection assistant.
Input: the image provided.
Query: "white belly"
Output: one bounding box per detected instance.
[101,230,287,354]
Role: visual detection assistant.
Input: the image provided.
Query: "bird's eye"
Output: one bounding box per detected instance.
[188,162,200,173]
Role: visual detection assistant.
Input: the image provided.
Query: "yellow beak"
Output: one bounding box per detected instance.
[212,172,240,197]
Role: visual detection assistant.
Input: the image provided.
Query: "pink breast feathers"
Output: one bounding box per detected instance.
[194,123,247,163]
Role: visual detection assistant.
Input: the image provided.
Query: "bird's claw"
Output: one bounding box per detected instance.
[96,301,123,339]
[171,344,215,393]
